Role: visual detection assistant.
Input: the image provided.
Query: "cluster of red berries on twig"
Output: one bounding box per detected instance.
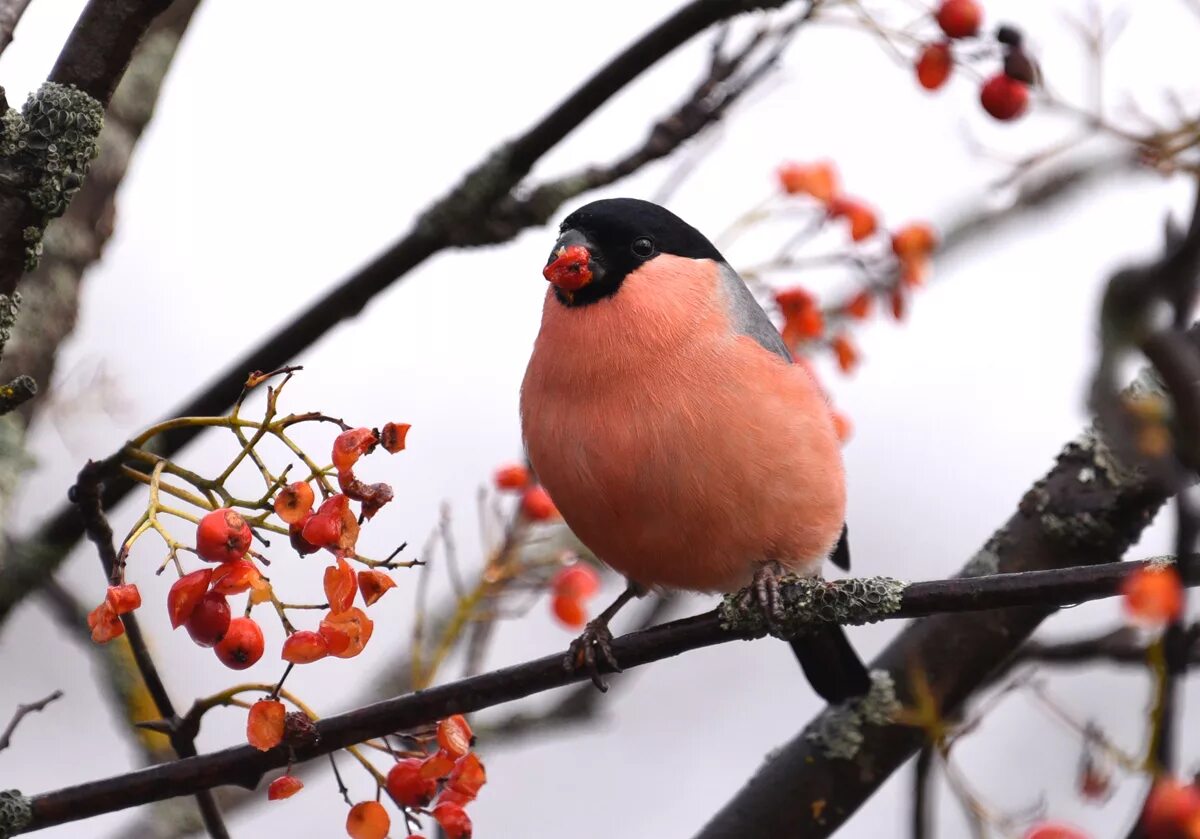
[914,0,1036,122]
[770,160,939,374]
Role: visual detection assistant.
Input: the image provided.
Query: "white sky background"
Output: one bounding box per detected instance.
[0,1,1199,837]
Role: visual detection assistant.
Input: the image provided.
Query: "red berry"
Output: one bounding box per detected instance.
[447,752,487,800]
[332,428,378,473]
[196,508,253,563]
[437,714,474,759]
[267,774,304,801]
[246,699,286,751]
[890,289,907,321]
[105,583,141,615]
[380,421,410,453]
[420,749,456,781]
[521,485,558,521]
[936,0,982,38]
[274,482,315,525]
[324,557,358,614]
[432,801,473,839]
[281,630,329,664]
[167,568,213,628]
[493,463,531,491]
[552,594,588,628]
[1123,565,1184,625]
[357,569,397,606]
[319,607,374,658]
[776,161,839,203]
[210,559,261,595]
[915,42,953,90]
[831,334,860,374]
[289,516,321,556]
[215,616,264,669]
[980,73,1029,121]
[385,758,437,808]
[846,291,873,320]
[345,800,390,839]
[87,601,125,644]
[828,198,878,242]
[892,222,938,260]
[185,591,231,647]
[552,563,600,599]
[1142,777,1200,837]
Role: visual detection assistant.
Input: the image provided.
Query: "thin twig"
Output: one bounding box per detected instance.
[0,690,63,752]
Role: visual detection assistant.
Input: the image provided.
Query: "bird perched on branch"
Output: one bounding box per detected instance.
[520,197,869,703]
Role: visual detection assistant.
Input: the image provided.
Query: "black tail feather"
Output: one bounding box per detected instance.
[829,523,851,571]
[790,623,871,704]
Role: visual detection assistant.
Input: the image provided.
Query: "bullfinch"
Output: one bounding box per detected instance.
[520,198,870,703]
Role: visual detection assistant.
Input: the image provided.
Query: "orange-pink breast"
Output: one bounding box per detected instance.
[520,256,845,593]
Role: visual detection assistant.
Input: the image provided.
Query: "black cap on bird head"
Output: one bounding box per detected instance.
[542,198,725,307]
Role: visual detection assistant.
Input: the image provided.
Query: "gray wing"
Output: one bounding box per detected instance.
[716,261,792,363]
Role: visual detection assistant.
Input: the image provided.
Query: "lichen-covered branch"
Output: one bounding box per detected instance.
[10,557,1199,835]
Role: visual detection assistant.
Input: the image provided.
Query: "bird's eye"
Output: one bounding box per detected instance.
[631,237,655,258]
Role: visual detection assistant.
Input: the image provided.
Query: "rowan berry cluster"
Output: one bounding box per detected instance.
[913,1,1036,122]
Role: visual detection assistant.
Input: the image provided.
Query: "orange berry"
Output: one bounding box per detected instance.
[246,699,285,751]
[281,630,329,664]
[196,508,252,564]
[935,0,982,38]
[774,286,816,312]
[87,601,124,644]
[386,757,437,808]
[215,616,265,670]
[890,289,907,321]
[302,512,341,549]
[1122,565,1184,625]
[494,463,531,491]
[345,800,390,839]
[777,161,839,204]
[274,482,315,525]
[185,591,231,648]
[782,305,825,345]
[105,583,141,615]
[521,485,558,521]
[828,198,878,242]
[167,568,213,629]
[845,291,873,320]
[357,569,397,607]
[901,256,930,288]
[332,428,378,474]
[980,73,1029,121]
[437,788,474,808]
[891,222,938,260]
[447,752,487,800]
[432,801,473,839]
[267,774,304,801]
[319,607,374,658]
[420,749,456,781]
[1022,825,1089,839]
[915,41,953,90]
[324,557,357,615]
[437,714,474,759]
[289,516,321,556]
[210,559,262,595]
[1143,777,1200,837]
[380,421,410,454]
[831,334,859,374]
[831,410,853,443]
[552,594,588,628]
[552,563,600,599]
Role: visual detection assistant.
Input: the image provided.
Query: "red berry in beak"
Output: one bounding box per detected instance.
[543,244,594,291]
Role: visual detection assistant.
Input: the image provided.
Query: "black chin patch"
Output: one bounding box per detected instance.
[553,198,724,308]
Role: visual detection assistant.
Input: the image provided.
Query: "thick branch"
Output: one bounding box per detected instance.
[0,0,32,58]
[16,558,1198,834]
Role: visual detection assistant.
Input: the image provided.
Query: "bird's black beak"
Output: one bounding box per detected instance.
[544,229,603,293]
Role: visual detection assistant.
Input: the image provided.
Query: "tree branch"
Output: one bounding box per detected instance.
[0,0,32,58]
[13,558,1199,834]
[0,690,62,753]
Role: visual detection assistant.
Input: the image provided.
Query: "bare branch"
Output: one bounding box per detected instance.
[0,0,33,58]
[15,558,1200,834]
[0,690,62,752]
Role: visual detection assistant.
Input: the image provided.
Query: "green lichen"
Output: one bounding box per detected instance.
[961,545,1000,578]
[0,291,17,357]
[21,227,40,272]
[0,82,103,270]
[804,670,901,760]
[0,789,31,838]
[719,575,908,639]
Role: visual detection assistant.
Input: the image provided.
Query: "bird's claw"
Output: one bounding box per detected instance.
[565,619,622,692]
[749,560,788,630]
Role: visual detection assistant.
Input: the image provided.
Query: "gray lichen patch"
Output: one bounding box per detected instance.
[719,576,908,639]
[0,82,103,270]
[805,670,901,760]
[0,789,31,838]
[0,291,17,357]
